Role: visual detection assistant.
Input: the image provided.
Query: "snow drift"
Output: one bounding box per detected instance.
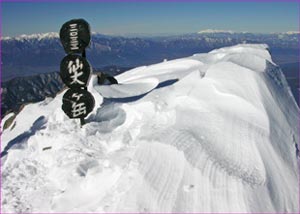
[1,44,299,213]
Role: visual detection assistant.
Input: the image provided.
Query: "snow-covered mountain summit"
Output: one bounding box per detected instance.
[2,32,59,41]
[1,32,111,41]
[197,29,235,34]
[1,44,299,213]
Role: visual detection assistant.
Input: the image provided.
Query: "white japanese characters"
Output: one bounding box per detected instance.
[68,58,84,85]
[71,93,86,118]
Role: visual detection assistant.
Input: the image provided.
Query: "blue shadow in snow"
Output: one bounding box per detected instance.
[155,79,178,89]
[1,116,47,158]
[104,79,179,103]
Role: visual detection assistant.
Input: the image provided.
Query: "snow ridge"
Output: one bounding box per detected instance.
[1,44,299,213]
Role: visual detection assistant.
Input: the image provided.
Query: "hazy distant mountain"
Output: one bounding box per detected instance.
[2,31,298,81]
[1,72,64,118]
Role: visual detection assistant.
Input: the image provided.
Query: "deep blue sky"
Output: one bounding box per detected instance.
[2,2,299,37]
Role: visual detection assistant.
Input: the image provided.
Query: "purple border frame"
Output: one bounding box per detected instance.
[298,1,300,214]
[0,0,299,214]
[1,213,300,214]
[0,1,3,214]
[1,0,300,1]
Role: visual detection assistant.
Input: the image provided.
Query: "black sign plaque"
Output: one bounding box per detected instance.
[60,54,92,88]
[59,19,91,54]
[62,88,95,119]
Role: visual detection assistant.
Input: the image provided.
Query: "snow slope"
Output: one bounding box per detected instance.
[1,44,299,213]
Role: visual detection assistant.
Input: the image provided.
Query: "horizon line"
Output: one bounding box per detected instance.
[2,30,300,39]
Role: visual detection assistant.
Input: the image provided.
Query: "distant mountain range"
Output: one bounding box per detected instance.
[1,31,299,117]
[2,31,299,81]
[1,72,64,118]
[1,67,130,118]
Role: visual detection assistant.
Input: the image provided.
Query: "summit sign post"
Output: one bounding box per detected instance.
[60,19,91,54]
[59,19,95,126]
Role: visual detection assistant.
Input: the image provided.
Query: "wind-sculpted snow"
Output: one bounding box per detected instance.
[1,44,299,212]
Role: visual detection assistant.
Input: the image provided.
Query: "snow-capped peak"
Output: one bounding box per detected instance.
[2,32,59,41]
[284,31,300,35]
[197,29,234,34]
[1,32,112,41]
